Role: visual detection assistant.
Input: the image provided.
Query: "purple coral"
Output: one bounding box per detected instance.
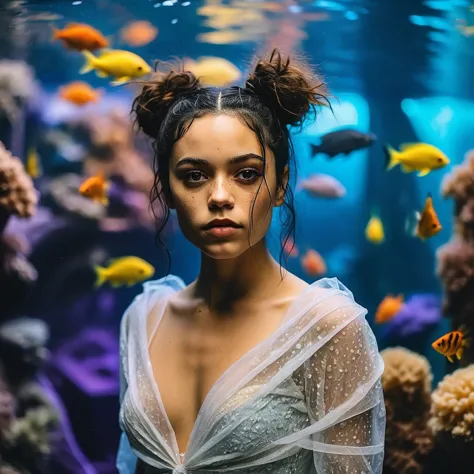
[382,294,442,339]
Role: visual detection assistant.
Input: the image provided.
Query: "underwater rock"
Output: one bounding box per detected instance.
[429,365,474,470]
[381,347,434,474]
[0,234,37,321]
[50,328,120,462]
[42,173,105,222]
[0,317,59,474]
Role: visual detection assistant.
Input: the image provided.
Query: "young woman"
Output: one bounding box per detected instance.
[117,50,385,474]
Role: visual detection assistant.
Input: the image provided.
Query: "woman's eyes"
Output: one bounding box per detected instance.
[186,170,206,182]
[184,168,261,183]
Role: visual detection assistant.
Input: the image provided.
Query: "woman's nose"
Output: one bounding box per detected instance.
[208,179,235,209]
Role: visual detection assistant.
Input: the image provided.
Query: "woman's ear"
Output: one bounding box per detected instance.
[275,165,289,207]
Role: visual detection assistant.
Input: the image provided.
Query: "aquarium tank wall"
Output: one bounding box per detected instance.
[0,0,474,473]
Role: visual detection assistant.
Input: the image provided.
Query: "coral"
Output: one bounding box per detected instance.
[0,141,37,226]
[381,347,434,474]
[42,173,105,221]
[0,318,59,474]
[383,294,441,339]
[0,60,37,123]
[430,365,474,441]
[72,107,154,195]
[437,149,474,365]
[441,150,474,213]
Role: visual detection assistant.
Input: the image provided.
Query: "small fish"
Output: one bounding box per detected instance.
[183,57,241,87]
[365,213,384,244]
[383,142,450,177]
[283,237,299,257]
[52,23,108,51]
[120,20,158,47]
[310,129,376,159]
[58,81,102,106]
[297,173,346,199]
[375,294,404,324]
[301,250,327,276]
[414,193,442,240]
[79,172,110,205]
[80,49,152,86]
[26,148,42,179]
[432,326,470,363]
[95,256,155,287]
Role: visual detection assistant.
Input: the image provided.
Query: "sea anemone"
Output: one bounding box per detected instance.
[381,347,434,474]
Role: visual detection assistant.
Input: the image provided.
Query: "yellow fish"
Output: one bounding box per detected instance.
[365,213,384,244]
[95,256,155,287]
[80,49,152,86]
[26,148,42,179]
[383,142,450,177]
[184,57,241,87]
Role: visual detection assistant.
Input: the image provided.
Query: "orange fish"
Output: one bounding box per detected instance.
[375,294,404,324]
[58,81,102,106]
[283,237,299,257]
[79,172,110,205]
[301,250,326,276]
[53,23,108,51]
[415,193,442,240]
[120,21,158,47]
[432,326,470,363]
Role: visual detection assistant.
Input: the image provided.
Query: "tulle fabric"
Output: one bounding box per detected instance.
[117,275,385,474]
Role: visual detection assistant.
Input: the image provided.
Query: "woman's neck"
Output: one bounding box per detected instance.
[193,239,285,312]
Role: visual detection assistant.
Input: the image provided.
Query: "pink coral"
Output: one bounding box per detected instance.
[437,148,474,365]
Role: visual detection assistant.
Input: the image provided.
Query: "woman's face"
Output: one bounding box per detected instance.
[168,114,286,259]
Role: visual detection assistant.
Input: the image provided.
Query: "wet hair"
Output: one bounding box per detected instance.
[132,49,330,271]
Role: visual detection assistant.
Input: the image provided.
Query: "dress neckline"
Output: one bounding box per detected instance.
[139,274,347,466]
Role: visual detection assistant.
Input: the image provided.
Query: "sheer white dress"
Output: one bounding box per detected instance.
[116,275,385,474]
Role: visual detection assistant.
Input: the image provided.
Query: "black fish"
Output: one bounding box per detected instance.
[310,128,377,158]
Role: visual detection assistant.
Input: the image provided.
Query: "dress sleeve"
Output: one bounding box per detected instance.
[303,292,386,474]
[116,306,138,474]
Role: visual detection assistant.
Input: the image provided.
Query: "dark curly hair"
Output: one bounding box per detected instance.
[132,49,330,271]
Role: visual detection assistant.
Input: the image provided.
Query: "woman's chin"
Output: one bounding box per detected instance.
[200,241,248,260]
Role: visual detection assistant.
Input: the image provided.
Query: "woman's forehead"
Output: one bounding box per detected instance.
[173,114,265,162]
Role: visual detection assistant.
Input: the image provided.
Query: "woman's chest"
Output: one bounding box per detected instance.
[148,303,290,452]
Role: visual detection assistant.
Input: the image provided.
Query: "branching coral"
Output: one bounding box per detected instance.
[437,149,474,365]
[381,347,434,474]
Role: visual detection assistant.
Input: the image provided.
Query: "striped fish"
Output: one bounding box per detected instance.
[432,326,470,363]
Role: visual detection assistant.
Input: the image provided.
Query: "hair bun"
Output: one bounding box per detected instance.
[132,68,200,138]
[245,49,330,127]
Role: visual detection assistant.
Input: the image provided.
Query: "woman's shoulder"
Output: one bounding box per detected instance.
[120,274,187,328]
[284,270,358,305]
